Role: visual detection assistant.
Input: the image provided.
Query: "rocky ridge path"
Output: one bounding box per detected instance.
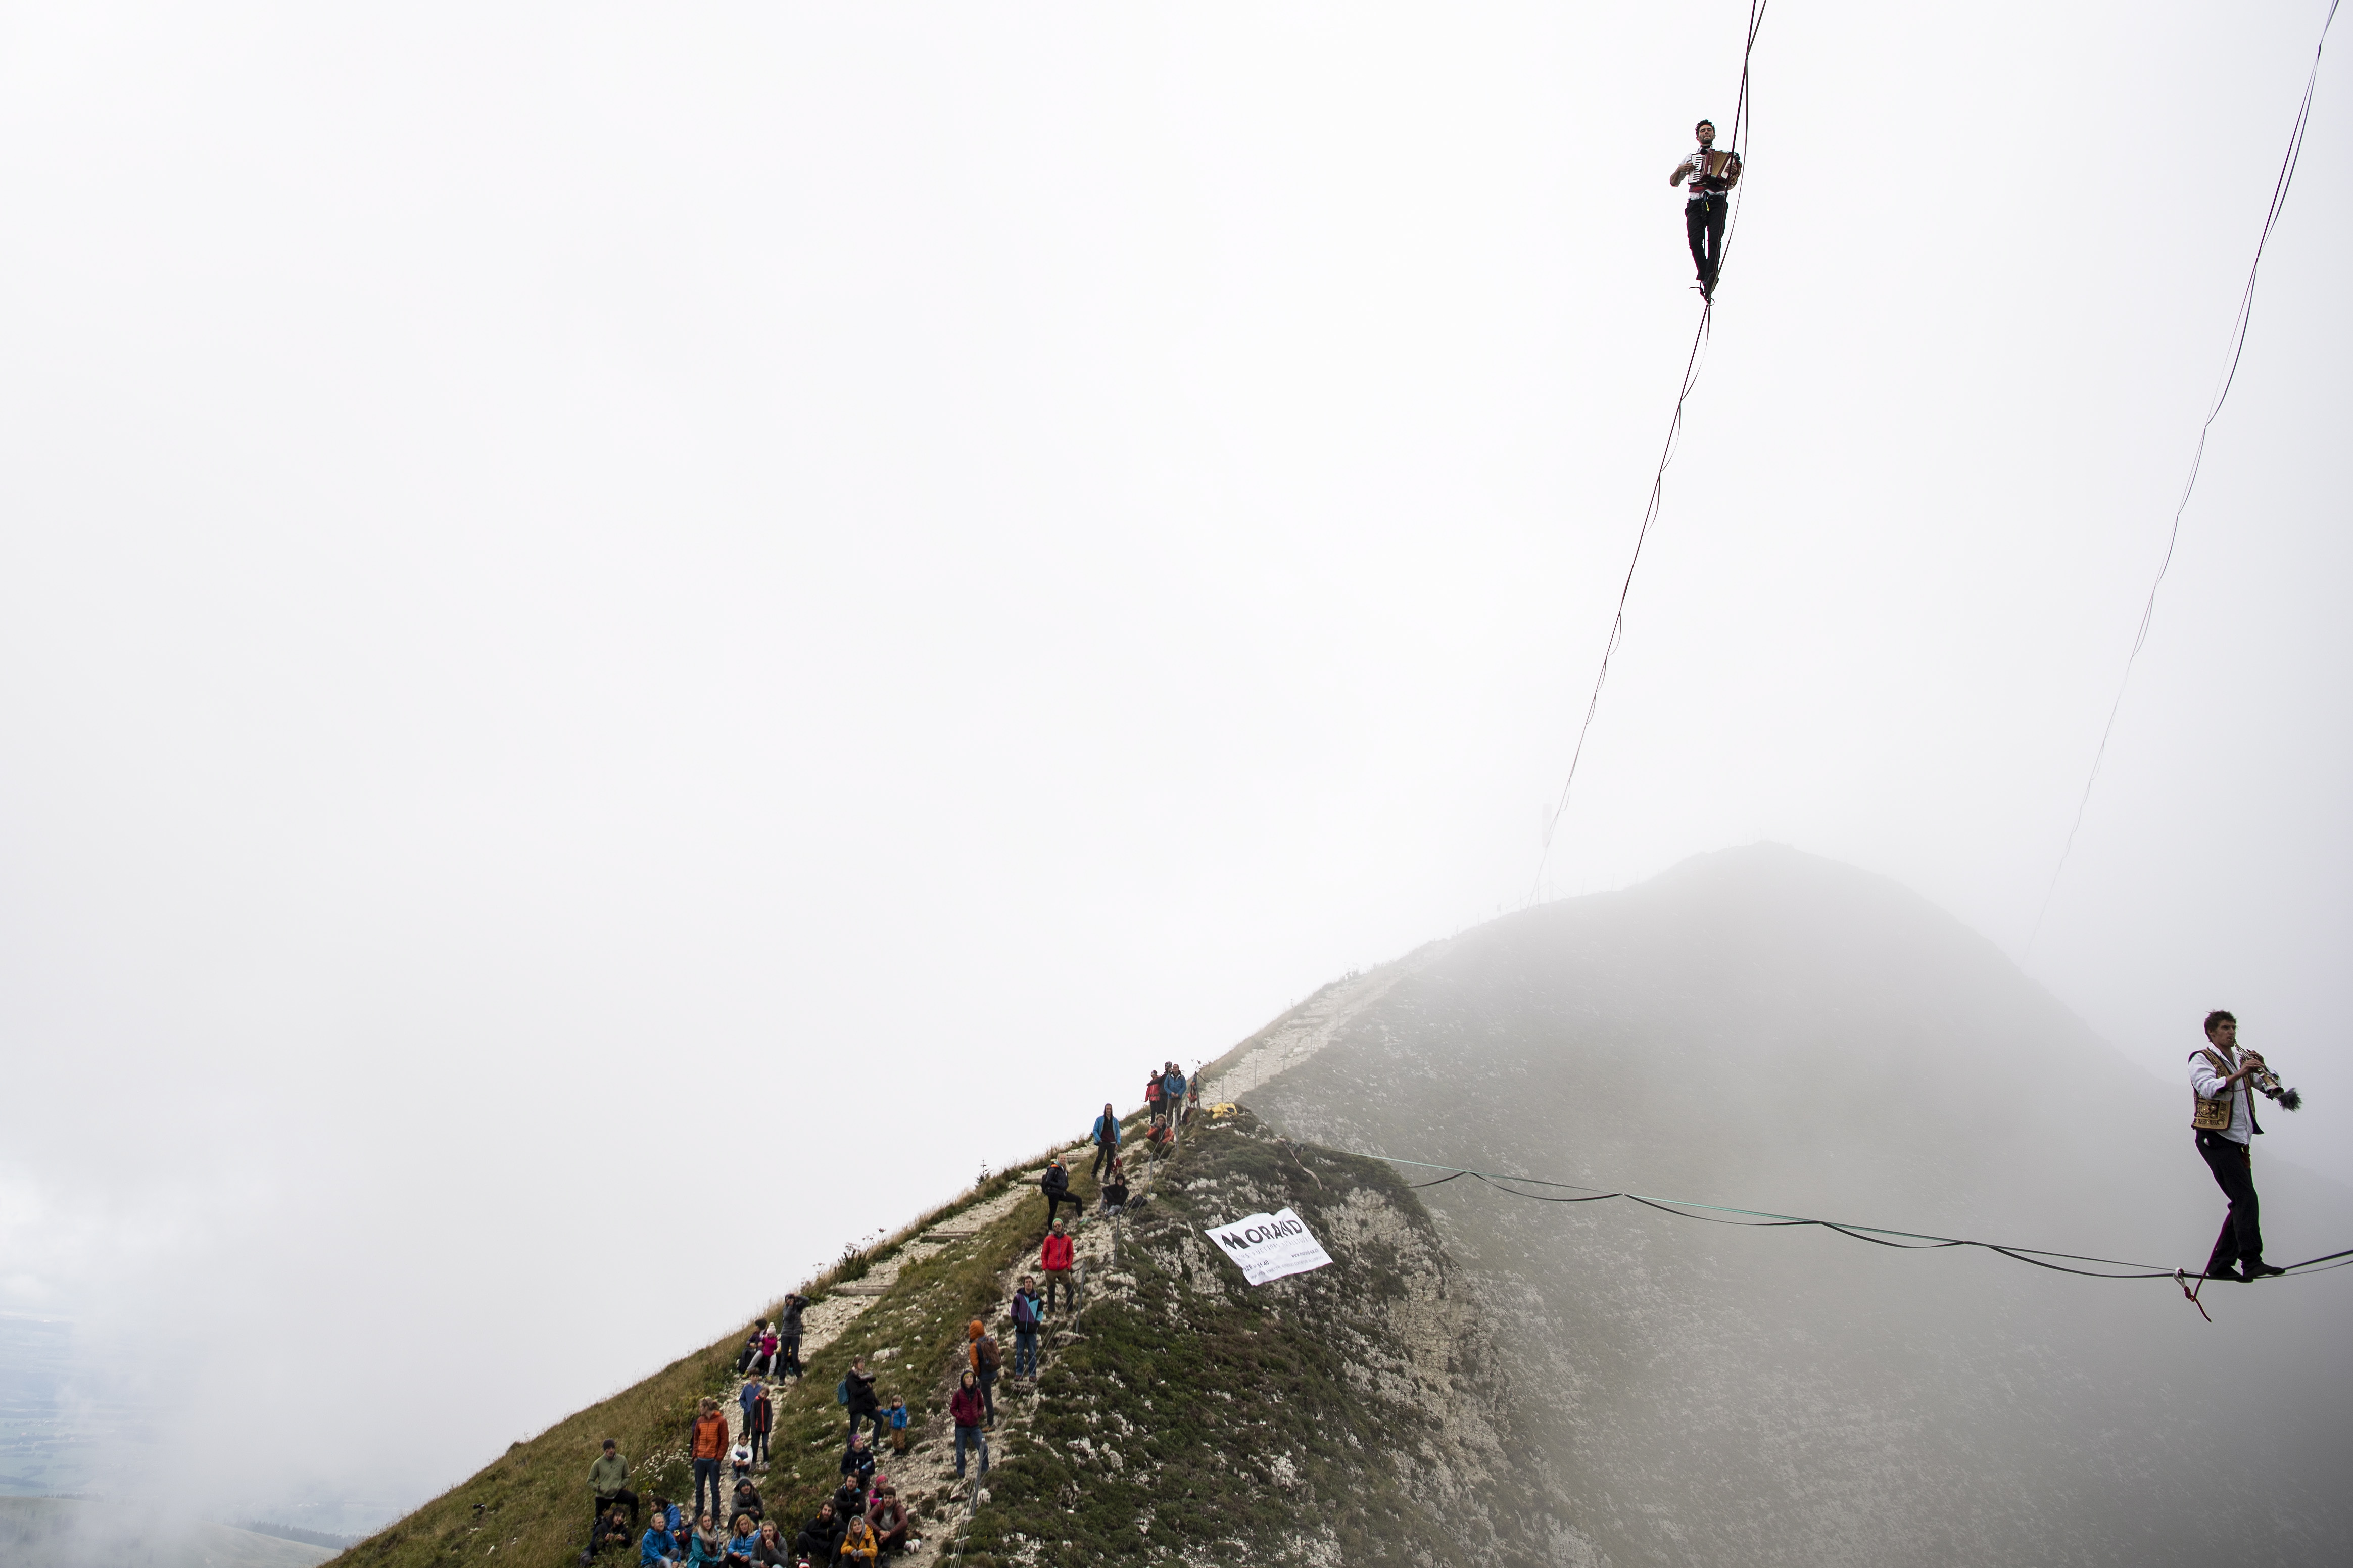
[766,1135,1176,1567]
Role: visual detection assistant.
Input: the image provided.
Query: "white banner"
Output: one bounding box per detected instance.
[1204,1207,1333,1286]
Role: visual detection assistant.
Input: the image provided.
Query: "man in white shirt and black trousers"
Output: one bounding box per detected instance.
[2189,1010,2287,1282]
[1669,119,1741,300]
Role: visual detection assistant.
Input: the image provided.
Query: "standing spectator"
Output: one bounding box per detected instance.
[1040,1220,1076,1314]
[966,1319,1001,1427]
[843,1356,883,1446]
[1088,1104,1121,1180]
[1009,1278,1042,1379]
[884,1396,910,1455]
[950,1371,989,1480]
[1160,1064,1187,1129]
[738,1381,760,1452]
[1099,1159,1130,1216]
[1143,1069,1164,1124]
[689,1399,731,1528]
[866,1479,909,1556]
[778,1294,810,1378]
[1039,1158,1080,1226]
[591,1439,640,1532]
[749,1382,774,1471]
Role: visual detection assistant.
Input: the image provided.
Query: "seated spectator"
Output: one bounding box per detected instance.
[792,1502,841,1562]
[1099,1160,1129,1215]
[729,1476,763,1525]
[591,1505,635,1557]
[865,1479,909,1556]
[687,1514,728,1568]
[725,1516,760,1568]
[752,1521,792,1567]
[640,1517,680,1567]
[839,1431,876,1490]
[829,1480,867,1532]
[836,1516,880,1566]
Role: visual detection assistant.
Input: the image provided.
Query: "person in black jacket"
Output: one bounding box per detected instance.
[792,1502,841,1561]
[1039,1158,1080,1226]
[839,1432,878,1491]
[776,1295,809,1378]
[728,1477,763,1527]
[843,1357,883,1446]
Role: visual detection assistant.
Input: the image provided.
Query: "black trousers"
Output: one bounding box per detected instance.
[1685,195,1727,288]
[2197,1131,2264,1270]
[1090,1142,1116,1180]
[1044,1191,1082,1224]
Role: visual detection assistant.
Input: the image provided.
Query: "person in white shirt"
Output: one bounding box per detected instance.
[2188,1010,2286,1282]
[1669,119,1742,299]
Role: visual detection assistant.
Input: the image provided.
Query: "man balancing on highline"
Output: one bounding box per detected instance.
[1669,119,1741,299]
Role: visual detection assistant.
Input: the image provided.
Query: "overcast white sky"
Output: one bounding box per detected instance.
[2,0,2345,1531]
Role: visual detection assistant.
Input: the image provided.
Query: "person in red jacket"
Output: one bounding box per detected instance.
[1039,1220,1076,1315]
[948,1371,989,1480]
[689,1397,732,1528]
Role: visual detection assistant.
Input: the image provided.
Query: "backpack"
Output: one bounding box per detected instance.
[978,1336,1001,1371]
[835,1377,850,1407]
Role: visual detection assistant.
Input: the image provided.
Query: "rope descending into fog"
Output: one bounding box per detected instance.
[1387,1152,2353,1284]
[2027,0,2342,951]
[1531,0,1769,903]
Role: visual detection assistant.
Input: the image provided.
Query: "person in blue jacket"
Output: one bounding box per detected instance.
[1088,1103,1121,1180]
[639,1517,680,1566]
[1159,1066,1187,1128]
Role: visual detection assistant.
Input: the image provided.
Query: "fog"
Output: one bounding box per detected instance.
[1,0,2345,1536]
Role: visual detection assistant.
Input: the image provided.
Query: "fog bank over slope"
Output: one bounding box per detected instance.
[1208,845,2353,1568]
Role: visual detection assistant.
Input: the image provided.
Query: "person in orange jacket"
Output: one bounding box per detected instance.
[966,1319,1001,1427]
[1039,1220,1076,1315]
[689,1397,731,1528]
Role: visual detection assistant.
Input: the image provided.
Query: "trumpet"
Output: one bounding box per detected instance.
[2245,1052,2304,1112]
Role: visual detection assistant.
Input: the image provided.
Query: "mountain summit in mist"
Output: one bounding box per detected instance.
[332,845,2349,1568]
[1206,843,2353,1567]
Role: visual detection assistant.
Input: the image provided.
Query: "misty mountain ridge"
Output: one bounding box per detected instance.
[317,844,2348,1568]
[1208,842,2353,1566]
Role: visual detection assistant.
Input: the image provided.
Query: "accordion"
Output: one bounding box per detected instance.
[1694,149,1742,187]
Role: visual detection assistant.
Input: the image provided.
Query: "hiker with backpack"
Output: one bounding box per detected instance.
[967,1319,1002,1426]
[841,1357,883,1447]
[1039,1157,1080,1226]
[950,1371,989,1479]
[1089,1103,1121,1179]
[1040,1219,1076,1314]
[748,1383,773,1469]
[689,1400,731,1529]
[1009,1277,1042,1378]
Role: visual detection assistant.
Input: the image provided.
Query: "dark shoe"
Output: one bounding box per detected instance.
[2204,1264,2245,1283]
[2244,1260,2287,1279]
